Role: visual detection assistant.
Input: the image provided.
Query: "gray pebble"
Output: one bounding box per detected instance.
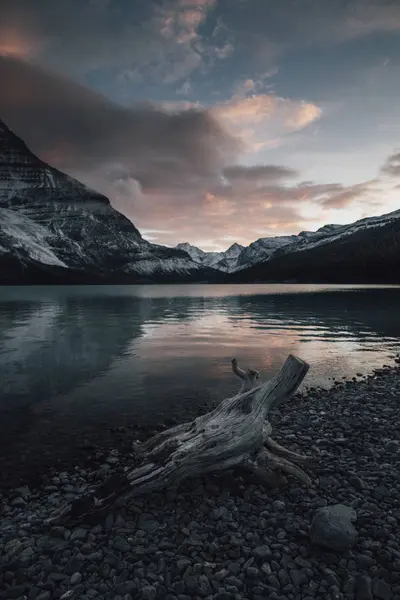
[356,575,373,600]
[70,572,82,585]
[372,578,393,599]
[141,585,157,600]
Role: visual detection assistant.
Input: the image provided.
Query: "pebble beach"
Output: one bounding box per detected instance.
[1,360,399,600]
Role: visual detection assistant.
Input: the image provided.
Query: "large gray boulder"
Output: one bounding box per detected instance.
[310,503,358,550]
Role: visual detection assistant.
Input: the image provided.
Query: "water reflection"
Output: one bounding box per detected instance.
[0,284,399,480]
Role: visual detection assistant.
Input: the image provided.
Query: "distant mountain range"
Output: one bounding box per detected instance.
[1,118,399,284]
[176,211,400,283]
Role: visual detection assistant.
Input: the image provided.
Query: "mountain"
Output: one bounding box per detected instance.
[0,119,226,284]
[234,235,300,271]
[174,209,400,283]
[1,118,398,285]
[231,209,400,283]
[175,241,244,272]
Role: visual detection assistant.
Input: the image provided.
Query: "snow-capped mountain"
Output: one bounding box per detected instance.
[232,208,400,283]
[234,235,300,270]
[175,241,244,272]
[1,117,398,285]
[0,119,224,284]
[176,210,400,283]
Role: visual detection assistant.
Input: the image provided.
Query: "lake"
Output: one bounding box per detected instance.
[1,283,400,486]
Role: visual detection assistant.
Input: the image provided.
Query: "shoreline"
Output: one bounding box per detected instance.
[1,361,399,599]
[0,358,398,494]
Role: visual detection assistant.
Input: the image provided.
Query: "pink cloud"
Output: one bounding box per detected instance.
[213,94,322,153]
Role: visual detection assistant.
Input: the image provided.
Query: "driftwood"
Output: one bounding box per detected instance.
[46,354,311,525]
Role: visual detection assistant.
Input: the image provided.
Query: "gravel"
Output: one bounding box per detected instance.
[1,361,399,600]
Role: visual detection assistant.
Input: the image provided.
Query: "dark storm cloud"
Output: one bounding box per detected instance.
[0,56,240,181]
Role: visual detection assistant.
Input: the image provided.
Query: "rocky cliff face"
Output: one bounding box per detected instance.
[0,119,222,283]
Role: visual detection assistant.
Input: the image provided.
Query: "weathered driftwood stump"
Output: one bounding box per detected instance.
[46,354,311,525]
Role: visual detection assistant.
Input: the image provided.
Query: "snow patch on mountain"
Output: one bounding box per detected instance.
[277,209,400,258]
[125,257,200,276]
[234,235,299,271]
[0,208,68,267]
[175,209,400,274]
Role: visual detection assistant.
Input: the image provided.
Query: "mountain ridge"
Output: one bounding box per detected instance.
[1,117,399,284]
[173,208,400,278]
[0,118,226,284]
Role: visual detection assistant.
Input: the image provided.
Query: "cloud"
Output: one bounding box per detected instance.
[381,151,400,176]
[0,0,226,84]
[283,0,400,47]
[319,182,376,209]
[130,177,377,249]
[210,0,400,78]
[208,180,377,210]
[0,55,240,177]
[213,94,322,152]
[232,70,279,98]
[176,80,192,95]
[337,0,400,41]
[156,88,321,155]
[2,0,400,95]
[0,55,376,251]
[214,42,235,59]
[223,164,299,182]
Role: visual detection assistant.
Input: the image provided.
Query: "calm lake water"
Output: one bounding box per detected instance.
[1,283,400,483]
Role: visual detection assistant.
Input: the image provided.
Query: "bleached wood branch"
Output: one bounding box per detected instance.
[46,354,312,525]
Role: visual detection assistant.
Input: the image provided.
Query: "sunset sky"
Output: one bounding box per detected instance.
[1,0,400,251]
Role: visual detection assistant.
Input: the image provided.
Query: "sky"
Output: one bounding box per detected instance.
[1,0,400,251]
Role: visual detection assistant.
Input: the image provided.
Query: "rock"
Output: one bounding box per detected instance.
[177,558,192,571]
[290,569,307,587]
[104,513,114,529]
[114,514,126,528]
[4,538,22,555]
[356,575,374,600]
[252,545,272,559]
[19,546,35,566]
[211,507,232,521]
[268,575,280,589]
[372,578,393,599]
[137,514,159,533]
[310,504,358,550]
[36,592,51,600]
[70,572,82,585]
[70,528,87,541]
[141,585,157,600]
[14,485,31,498]
[385,440,399,453]
[349,475,365,491]
[214,593,233,600]
[5,585,27,599]
[246,566,260,577]
[11,496,26,507]
[114,536,131,553]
